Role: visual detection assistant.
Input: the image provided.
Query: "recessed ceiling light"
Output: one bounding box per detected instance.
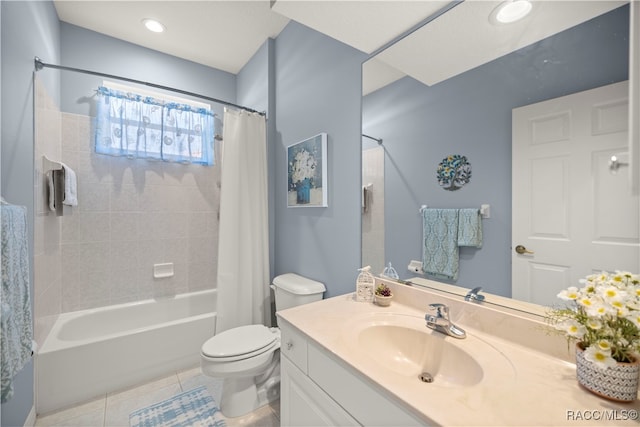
[142,18,165,33]
[490,0,533,25]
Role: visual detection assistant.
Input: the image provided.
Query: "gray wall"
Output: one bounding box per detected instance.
[362,5,629,297]
[1,1,60,425]
[237,38,277,282]
[59,22,236,118]
[274,21,367,297]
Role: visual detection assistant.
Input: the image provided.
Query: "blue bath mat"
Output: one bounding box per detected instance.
[129,385,226,427]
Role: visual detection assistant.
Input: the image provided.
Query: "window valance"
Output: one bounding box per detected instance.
[95,86,214,165]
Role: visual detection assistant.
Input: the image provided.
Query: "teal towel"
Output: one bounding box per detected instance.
[422,209,460,280]
[458,208,483,248]
[1,203,33,403]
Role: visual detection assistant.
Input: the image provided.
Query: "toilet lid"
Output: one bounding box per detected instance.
[202,325,278,358]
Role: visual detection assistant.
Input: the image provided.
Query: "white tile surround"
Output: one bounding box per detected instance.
[34,78,63,347]
[33,78,221,347]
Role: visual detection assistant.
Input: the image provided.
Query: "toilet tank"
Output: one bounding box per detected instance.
[272,273,326,312]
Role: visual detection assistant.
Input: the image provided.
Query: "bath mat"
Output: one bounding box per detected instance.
[129,385,226,427]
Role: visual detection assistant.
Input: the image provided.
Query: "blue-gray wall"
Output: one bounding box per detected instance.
[1,1,60,425]
[274,21,367,297]
[59,22,236,118]
[237,39,277,281]
[362,5,629,297]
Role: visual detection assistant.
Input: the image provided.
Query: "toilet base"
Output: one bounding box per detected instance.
[218,358,281,418]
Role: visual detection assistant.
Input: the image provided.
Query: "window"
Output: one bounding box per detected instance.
[95,83,215,165]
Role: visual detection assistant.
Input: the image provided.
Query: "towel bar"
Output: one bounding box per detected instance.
[42,155,62,173]
[419,204,491,219]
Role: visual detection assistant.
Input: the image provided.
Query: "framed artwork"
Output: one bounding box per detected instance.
[287,133,328,207]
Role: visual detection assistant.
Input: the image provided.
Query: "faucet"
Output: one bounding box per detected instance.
[465,286,485,302]
[425,303,466,339]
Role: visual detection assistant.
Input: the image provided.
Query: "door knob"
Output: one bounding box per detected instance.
[515,245,534,255]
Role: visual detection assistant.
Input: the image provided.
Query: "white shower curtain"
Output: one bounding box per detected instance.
[215,108,270,334]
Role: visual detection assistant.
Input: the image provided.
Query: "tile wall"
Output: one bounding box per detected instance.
[34,78,63,346]
[33,78,221,346]
[58,113,221,312]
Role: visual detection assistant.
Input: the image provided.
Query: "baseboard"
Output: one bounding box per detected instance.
[24,406,36,427]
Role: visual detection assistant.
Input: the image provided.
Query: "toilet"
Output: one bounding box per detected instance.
[201,273,325,418]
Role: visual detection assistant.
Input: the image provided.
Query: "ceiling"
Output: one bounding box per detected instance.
[53,0,447,74]
[53,1,627,91]
[373,0,626,89]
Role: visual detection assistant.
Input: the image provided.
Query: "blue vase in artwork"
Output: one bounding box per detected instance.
[297,178,311,204]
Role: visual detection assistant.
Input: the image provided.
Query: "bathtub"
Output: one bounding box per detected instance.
[36,289,216,414]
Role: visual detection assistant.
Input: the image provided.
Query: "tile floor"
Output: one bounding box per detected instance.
[35,365,280,427]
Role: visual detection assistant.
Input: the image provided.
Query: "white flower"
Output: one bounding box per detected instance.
[577,296,596,309]
[557,287,580,300]
[599,285,627,302]
[589,272,610,284]
[610,300,629,317]
[585,301,611,318]
[557,320,585,339]
[626,313,640,328]
[583,345,617,369]
[596,340,611,352]
[586,318,603,330]
[626,299,640,310]
[291,149,317,183]
[549,271,640,364]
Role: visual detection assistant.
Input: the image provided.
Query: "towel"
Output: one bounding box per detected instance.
[46,163,77,215]
[1,203,33,403]
[61,162,78,206]
[47,170,64,216]
[362,184,372,213]
[458,208,483,248]
[422,208,460,280]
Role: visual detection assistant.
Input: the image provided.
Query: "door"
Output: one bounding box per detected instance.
[512,81,638,306]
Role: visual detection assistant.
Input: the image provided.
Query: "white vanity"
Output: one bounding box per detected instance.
[277,278,640,426]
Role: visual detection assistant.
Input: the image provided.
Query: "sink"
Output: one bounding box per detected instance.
[344,312,515,388]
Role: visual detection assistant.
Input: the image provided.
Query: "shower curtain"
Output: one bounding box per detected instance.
[215,109,270,334]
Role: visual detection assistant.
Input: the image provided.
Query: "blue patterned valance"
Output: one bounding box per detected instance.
[95,86,214,165]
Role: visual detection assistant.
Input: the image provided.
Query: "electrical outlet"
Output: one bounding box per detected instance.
[407,260,423,274]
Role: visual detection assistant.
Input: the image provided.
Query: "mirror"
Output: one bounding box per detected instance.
[361,1,638,308]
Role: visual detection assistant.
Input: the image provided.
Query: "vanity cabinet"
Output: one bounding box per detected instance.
[280,320,425,427]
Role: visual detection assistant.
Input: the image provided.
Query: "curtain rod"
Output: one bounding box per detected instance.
[34,57,265,116]
[362,134,383,144]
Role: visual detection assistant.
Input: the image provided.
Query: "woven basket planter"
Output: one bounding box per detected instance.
[576,343,639,402]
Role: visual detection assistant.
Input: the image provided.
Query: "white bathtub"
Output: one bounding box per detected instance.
[36,290,216,414]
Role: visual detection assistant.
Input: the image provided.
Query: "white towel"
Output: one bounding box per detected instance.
[61,162,78,206]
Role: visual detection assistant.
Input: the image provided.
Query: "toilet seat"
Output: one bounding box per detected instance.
[202,325,280,362]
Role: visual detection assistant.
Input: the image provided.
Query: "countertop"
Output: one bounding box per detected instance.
[277,288,640,426]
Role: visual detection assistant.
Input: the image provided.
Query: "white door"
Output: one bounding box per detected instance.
[512,81,638,306]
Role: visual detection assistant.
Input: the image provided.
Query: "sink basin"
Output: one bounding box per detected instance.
[344,312,515,388]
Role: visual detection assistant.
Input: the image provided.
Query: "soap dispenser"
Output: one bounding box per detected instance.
[356,266,375,302]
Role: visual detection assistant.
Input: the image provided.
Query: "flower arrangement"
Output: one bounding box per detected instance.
[375,283,392,297]
[547,271,640,368]
[290,149,317,184]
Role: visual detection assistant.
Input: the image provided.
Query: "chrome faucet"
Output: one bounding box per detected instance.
[465,286,485,302]
[425,303,466,339]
